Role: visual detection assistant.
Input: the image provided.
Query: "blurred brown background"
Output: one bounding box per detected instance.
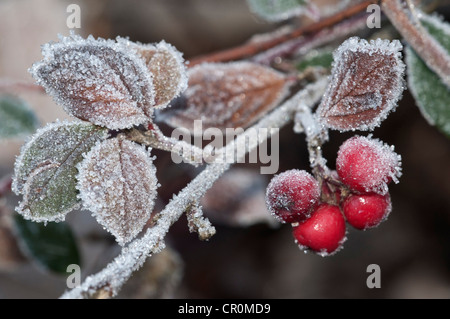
[0,0,449,299]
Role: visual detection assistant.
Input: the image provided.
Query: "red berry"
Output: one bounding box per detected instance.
[292,204,346,256]
[266,170,320,223]
[343,193,391,230]
[336,135,401,195]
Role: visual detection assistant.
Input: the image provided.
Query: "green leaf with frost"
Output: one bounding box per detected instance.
[0,95,39,139]
[12,120,108,222]
[406,14,450,137]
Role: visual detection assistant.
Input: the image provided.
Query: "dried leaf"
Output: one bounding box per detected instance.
[30,34,155,130]
[160,61,290,133]
[316,37,405,132]
[77,137,158,245]
[12,120,108,222]
[121,39,188,110]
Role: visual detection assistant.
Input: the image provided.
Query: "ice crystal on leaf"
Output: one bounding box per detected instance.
[77,137,158,246]
[12,120,108,222]
[29,34,156,130]
[316,37,405,132]
[119,39,188,110]
[160,61,291,133]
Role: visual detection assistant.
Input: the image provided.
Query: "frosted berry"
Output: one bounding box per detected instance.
[343,193,391,230]
[292,204,346,256]
[336,135,401,195]
[266,170,320,223]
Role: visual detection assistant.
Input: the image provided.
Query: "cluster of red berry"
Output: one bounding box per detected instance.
[266,135,402,256]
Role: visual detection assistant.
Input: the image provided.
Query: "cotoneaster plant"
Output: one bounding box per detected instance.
[0,0,448,298]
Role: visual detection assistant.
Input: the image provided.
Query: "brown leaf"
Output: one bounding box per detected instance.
[160,61,291,132]
[316,37,405,131]
[77,137,158,245]
[126,40,188,110]
[30,34,155,130]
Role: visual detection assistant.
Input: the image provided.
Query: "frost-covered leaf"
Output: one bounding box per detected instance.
[29,34,155,130]
[316,37,405,132]
[0,95,39,139]
[77,137,158,245]
[14,214,80,274]
[12,120,108,222]
[406,14,450,137]
[160,62,291,133]
[121,39,188,109]
[247,0,308,22]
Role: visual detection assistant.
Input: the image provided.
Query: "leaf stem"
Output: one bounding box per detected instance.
[126,127,205,166]
[188,0,379,66]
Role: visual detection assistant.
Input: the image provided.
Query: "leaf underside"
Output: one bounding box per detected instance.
[406,14,450,138]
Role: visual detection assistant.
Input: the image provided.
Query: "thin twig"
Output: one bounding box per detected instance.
[60,77,329,299]
[0,79,44,94]
[126,127,205,166]
[188,0,379,66]
[251,9,369,65]
[381,0,450,88]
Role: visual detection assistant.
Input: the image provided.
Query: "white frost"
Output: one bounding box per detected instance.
[77,137,158,246]
[29,33,155,130]
[317,37,406,132]
[336,135,402,195]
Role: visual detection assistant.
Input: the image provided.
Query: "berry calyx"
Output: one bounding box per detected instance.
[336,135,401,195]
[266,169,320,223]
[343,193,391,230]
[292,203,346,256]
